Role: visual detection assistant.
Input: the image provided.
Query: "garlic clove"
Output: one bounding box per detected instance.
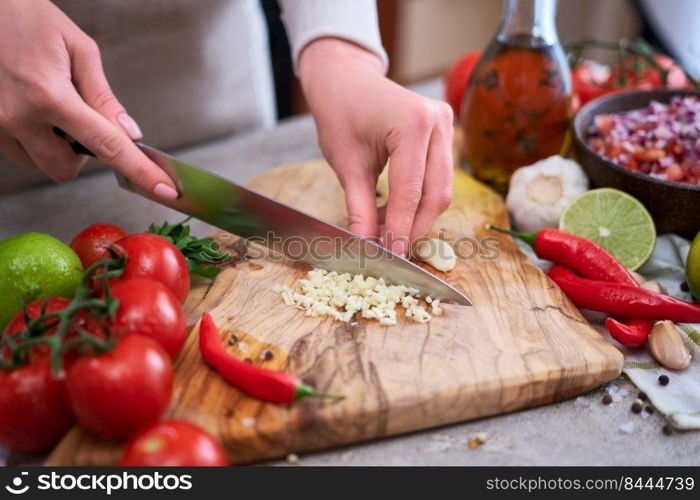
[414,238,456,272]
[648,320,691,370]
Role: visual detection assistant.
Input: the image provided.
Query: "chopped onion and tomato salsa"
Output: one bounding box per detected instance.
[586,96,700,185]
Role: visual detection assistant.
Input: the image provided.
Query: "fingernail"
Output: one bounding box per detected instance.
[153,182,178,201]
[117,113,143,140]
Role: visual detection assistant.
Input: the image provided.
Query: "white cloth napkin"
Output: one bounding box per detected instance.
[618,234,700,430]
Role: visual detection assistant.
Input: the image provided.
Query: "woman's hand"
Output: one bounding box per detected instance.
[299,38,454,256]
[0,0,177,200]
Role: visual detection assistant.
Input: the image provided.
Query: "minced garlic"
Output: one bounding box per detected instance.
[272,268,441,326]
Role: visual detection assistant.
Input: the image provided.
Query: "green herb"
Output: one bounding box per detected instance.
[147,218,230,278]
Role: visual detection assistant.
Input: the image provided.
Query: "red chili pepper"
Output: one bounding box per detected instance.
[548,265,700,322]
[488,225,637,285]
[604,318,652,348]
[488,225,652,346]
[198,313,343,405]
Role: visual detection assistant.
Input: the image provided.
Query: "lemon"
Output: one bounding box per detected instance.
[559,188,656,271]
[0,233,82,329]
[687,231,700,302]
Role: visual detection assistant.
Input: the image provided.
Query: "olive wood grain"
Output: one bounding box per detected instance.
[47,160,622,465]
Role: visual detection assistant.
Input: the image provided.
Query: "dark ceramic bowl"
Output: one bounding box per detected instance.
[573,89,700,238]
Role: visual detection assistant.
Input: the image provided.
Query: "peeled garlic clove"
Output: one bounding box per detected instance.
[649,320,691,370]
[414,238,456,272]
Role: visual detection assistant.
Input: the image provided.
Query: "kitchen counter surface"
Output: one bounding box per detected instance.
[1,80,698,466]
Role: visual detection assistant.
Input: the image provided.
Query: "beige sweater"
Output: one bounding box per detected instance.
[0,0,387,192]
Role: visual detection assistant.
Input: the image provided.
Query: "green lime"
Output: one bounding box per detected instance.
[0,232,82,329]
[559,188,656,271]
[687,231,700,302]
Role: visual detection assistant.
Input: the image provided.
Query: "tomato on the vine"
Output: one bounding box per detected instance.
[66,334,173,440]
[4,296,71,339]
[120,420,228,466]
[0,355,74,453]
[108,278,186,359]
[113,233,190,303]
[3,297,106,362]
[70,223,129,269]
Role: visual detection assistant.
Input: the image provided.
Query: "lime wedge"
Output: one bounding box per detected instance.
[559,188,656,271]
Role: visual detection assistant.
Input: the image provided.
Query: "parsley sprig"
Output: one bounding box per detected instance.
[147,218,230,278]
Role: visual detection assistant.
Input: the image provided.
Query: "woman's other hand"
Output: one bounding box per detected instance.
[298,38,453,256]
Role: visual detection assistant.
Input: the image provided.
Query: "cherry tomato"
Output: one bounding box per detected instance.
[0,355,74,453]
[114,233,190,303]
[4,296,71,338]
[120,420,228,466]
[572,55,691,111]
[70,223,129,269]
[444,50,482,119]
[66,334,173,440]
[3,297,71,360]
[108,278,186,359]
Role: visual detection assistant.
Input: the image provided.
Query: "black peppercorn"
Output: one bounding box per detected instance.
[680,281,690,292]
[262,350,274,361]
[638,391,647,401]
[658,375,670,386]
[631,401,643,414]
[602,394,613,405]
[644,406,654,415]
[663,423,673,436]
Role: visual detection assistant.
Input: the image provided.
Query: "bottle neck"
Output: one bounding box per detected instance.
[497,0,559,46]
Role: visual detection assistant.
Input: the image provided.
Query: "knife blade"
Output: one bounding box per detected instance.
[59,132,470,305]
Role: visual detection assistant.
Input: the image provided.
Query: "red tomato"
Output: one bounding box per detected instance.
[444,50,482,118]
[572,55,691,110]
[114,233,190,303]
[108,278,186,359]
[4,297,71,338]
[0,356,74,453]
[120,420,228,466]
[70,223,129,269]
[66,334,173,440]
[3,297,106,363]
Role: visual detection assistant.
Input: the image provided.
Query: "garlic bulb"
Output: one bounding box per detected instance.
[506,156,589,233]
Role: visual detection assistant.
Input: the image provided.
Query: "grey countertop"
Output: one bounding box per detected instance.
[1,81,698,466]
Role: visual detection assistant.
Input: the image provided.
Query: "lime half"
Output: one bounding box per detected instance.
[0,232,82,329]
[559,188,656,271]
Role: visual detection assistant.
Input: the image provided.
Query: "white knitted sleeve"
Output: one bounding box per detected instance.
[278,0,389,73]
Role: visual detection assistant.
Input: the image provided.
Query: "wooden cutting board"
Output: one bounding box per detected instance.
[48,160,622,465]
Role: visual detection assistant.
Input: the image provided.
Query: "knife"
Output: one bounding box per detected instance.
[56,131,470,305]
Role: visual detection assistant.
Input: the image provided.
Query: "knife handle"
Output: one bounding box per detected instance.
[53,127,95,157]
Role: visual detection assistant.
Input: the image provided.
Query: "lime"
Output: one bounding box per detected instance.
[687,231,700,301]
[559,188,656,271]
[0,233,82,329]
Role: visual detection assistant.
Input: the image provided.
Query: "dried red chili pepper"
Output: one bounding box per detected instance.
[488,225,652,346]
[198,313,343,405]
[548,266,700,322]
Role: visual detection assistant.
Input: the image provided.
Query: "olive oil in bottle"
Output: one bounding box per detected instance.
[459,0,572,193]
